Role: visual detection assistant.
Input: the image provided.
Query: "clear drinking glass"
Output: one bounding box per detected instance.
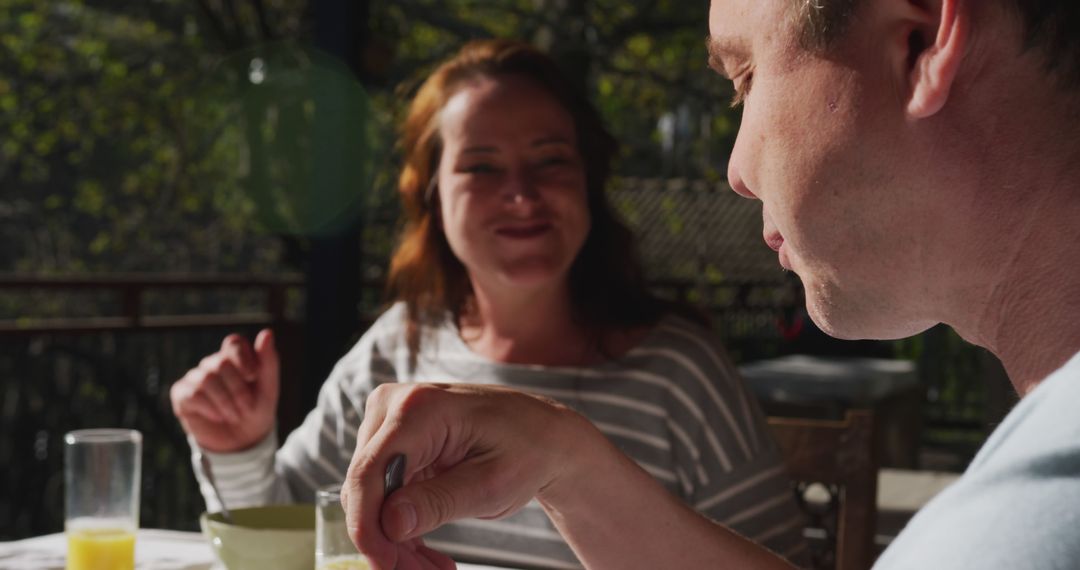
[64,429,142,570]
[316,485,370,570]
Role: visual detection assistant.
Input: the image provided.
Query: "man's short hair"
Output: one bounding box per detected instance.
[792,0,1080,89]
[791,0,859,51]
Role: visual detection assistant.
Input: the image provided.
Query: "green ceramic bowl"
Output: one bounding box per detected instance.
[200,505,316,570]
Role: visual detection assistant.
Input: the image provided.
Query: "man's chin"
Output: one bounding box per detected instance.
[804,287,935,341]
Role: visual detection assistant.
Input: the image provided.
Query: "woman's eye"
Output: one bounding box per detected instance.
[463,163,499,174]
[537,155,571,168]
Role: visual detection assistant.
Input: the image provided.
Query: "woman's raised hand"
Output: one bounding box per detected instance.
[170,329,280,453]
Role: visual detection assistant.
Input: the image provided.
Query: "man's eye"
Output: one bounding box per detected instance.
[730,72,753,108]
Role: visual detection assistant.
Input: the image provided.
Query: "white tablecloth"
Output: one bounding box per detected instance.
[0,529,513,570]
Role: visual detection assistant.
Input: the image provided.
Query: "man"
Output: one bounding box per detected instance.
[343,0,1080,568]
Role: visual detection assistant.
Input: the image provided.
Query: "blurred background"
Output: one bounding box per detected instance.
[1,0,1014,543]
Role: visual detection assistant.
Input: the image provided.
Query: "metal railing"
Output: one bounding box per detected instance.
[0,274,305,334]
[0,276,311,539]
[0,273,804,540]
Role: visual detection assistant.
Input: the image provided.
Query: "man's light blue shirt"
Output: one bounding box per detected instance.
[875,350,1080,569]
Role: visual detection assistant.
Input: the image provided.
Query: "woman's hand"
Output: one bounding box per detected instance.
[169,329,280,453]
[340,383,596,570]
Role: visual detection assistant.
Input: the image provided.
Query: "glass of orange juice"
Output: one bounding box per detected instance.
[315,485,370,570]
[64,429,142,570]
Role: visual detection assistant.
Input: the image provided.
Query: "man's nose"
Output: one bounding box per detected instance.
[727,160,758,200]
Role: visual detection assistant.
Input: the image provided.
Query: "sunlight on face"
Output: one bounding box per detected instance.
[708,0,940,340]
[436,75,590,293]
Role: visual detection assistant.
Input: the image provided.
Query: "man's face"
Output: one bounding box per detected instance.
[708,0,941,340]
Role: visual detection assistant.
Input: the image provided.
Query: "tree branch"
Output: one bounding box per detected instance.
[597,62,727,107]
[196,0,241,50]
[250,0,276,41]
[222,0,247,43]
[609,15,704,44]
[396,0,494,40]
[604,0,659,42]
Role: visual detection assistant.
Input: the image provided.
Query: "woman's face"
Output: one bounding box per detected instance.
[436,74,590,293]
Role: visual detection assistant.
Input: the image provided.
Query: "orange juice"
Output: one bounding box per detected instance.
[66,528,135,570]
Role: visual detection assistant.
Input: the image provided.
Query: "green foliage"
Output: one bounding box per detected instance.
[2,0,742,277]
[0,0,293,274]
[371,0,739,179]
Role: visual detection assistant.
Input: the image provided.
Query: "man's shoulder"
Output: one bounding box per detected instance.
[977,349,1080,465]
[876,349,1080,569]
[876,464,1080,568]
[876,451,1080,569]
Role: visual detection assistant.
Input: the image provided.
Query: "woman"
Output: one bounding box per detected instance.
[171,39,804,569]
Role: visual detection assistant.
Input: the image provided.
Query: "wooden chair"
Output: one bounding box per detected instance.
[768,410,878,570]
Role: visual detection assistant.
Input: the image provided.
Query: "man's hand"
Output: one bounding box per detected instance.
[340,383,592,570]
[170,329,280,453]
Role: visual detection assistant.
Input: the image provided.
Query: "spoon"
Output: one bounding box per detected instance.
[385,454,406,497]
[198,452,234,523]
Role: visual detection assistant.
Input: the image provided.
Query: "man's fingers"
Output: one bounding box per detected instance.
[344,385,399,569]
[394,539,456,570]
[415,542,456,570]
[344,384,533,568]
[345,453,400,569]
[381,457,519,542]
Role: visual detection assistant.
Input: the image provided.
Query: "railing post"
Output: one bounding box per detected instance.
[268,283,286,325]
[122,284,142,328]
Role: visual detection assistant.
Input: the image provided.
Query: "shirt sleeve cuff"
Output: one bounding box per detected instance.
[189,429,279,468]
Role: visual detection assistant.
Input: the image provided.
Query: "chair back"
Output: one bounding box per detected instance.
[768,410,877,570]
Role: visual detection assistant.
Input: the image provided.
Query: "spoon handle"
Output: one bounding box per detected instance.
[384,454,406,497]
[198,451,234,523]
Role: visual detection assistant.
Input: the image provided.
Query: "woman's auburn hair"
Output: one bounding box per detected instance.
[386,38,680,365]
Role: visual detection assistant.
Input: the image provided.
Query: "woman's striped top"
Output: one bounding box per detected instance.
[193,303,807,568]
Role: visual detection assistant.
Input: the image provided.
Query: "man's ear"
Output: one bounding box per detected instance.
[898,0,970,119]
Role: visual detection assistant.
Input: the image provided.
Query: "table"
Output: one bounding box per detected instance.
[876,467,960,549]
[0,529,515,570]
[739,355,918,405]
[740,354,922,468]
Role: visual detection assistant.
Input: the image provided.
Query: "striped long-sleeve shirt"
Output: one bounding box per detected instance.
[193,303,807,568]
